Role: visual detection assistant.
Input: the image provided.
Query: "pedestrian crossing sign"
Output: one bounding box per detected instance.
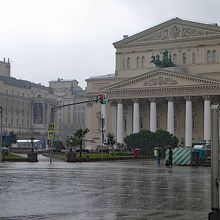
[48,123,55,131]
[48,130,54,140]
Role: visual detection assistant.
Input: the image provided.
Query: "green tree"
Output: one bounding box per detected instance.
[70,128,89,158]
[53,140,64,152]
[107,132,116,148]
[9,131,17,145]
[124,129,178,156]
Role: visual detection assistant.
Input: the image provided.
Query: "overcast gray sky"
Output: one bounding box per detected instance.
[1,0,220,89]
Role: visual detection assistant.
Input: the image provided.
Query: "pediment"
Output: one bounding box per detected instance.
[114,18,220,47]
[103,68,220,91]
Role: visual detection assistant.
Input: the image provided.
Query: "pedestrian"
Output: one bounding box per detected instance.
[168,147,173,167]
[154,147,158,162]
[154,147,160,166]
[134,147,139,160]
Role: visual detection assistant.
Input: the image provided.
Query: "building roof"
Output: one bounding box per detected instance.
[87,74,115,81]
[0,75,54,93]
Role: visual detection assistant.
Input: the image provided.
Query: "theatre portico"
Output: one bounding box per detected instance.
[85,18,220,149]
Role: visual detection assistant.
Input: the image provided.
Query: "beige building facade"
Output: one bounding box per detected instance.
[49,78,86,142]
[85,18,220,148]
[0,59,58,141]
[0,61,86,144]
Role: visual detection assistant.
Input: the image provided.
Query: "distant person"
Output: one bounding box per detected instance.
[168,147,173,167]
[157,148,161,166]
[154,147,160,166]
[154,147,158,162]
[133,148,139,160]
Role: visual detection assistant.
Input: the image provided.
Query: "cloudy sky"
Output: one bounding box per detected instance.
[1,0,220,89]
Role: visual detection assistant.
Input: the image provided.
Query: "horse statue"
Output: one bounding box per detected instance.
[150,55,156,65]
[155,55,162,67]
[150,50,174,68]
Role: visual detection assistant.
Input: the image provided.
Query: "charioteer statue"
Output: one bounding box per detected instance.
[150,49,174,68]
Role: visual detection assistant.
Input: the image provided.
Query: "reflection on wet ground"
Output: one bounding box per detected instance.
[0,157,211,219]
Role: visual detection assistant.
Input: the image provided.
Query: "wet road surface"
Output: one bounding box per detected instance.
[0,156,211,220]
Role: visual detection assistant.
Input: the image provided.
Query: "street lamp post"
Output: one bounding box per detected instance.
[30,137,34,152]
[0,106,2,162]
[69,136,73,151]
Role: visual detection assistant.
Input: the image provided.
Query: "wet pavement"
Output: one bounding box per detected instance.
[0,156,211,220]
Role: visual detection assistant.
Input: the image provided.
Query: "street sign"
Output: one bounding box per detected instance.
[48,123,55,131]
[48,130,54,140]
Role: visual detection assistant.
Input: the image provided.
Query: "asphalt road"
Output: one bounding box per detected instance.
[0,157,211,220]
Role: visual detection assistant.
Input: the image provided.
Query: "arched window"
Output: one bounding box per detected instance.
[141,56,145,68]
[207,51,212,63]
[213,50,217,62]
[136,57,140,68]
[173,54,177,64]
[183,53,186,64]
[192,52,195,64]
[127,57,130,69]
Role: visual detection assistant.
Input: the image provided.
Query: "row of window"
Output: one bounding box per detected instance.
[5,89,30,97]
[3,108,29,116]
[3,117,29,127]
[123,50,217,69]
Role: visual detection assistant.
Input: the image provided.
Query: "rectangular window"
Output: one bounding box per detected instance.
[156,116,160,129]
[174,116,177,130]
[192,115,195,130]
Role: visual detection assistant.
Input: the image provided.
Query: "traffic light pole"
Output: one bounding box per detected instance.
[101,116,105,161]
[49,99,98,163]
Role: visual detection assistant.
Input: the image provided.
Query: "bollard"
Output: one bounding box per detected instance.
[209,105,220,219]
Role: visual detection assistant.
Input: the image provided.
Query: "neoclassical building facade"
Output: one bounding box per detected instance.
[49,78,86,142]
[85,18,220,148]
[0,60,85,143]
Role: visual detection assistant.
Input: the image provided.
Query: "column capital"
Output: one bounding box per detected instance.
[184,96,191,101]
[115,99,123,104]
[132,98,139,103]
[203,95,210,100]
[166,97,173,102]
[109,100,117,106]
[149,97,156,102]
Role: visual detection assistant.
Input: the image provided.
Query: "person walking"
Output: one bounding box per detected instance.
[154,147,158,164]
[168,147,173,167]
[154,147,160,166]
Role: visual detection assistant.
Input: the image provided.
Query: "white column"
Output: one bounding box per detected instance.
[167,99,174,134]
[110,102,117,137]
[117,101,123,143]
[101,104,107,143]
[185,97,192,147]
[150,99,156,132]
[133,100,140,133]
[204,97,211,143]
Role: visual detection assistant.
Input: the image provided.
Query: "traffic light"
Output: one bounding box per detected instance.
[96,93,109,104]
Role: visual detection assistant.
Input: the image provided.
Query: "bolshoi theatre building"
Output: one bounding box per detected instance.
[85,18,220,149]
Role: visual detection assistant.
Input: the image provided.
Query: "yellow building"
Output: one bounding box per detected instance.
[85,18,220,148]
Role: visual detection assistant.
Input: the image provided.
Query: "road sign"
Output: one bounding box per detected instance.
[48,130,54,140]
[48,123,55,131]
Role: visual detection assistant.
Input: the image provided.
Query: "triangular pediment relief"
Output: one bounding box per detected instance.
[103,68,220,91]
[114,18,220,47]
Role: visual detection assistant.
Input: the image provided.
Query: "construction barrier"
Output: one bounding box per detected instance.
[165,147,192,166]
